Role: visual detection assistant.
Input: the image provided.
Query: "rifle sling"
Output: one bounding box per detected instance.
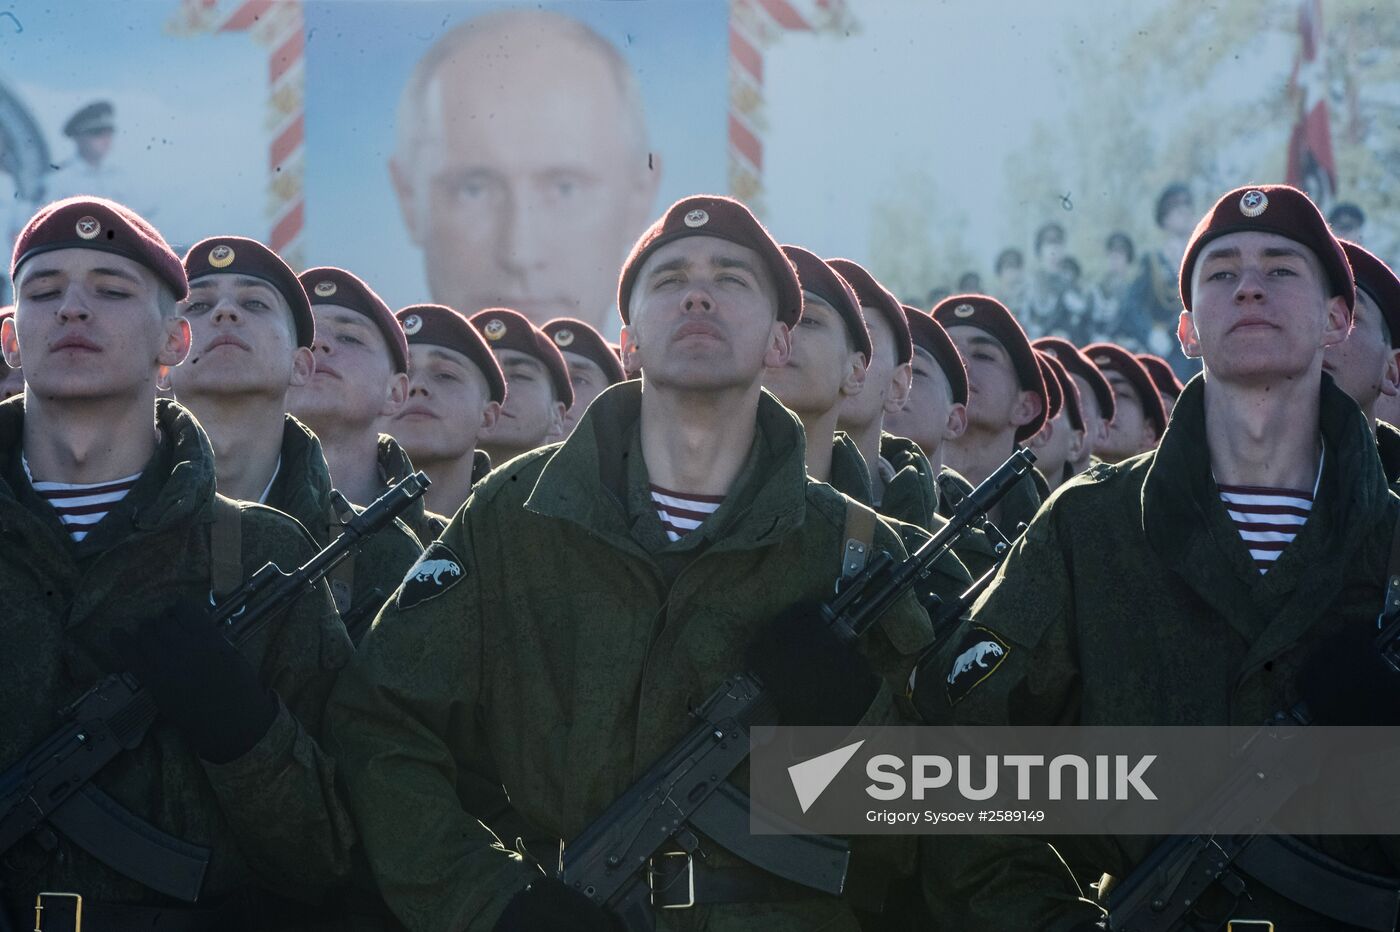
[1232,834,1400,931]
[46,784,209,902]
[841,499,877,585]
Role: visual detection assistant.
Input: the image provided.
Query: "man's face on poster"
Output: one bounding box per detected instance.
[391,16,660,333]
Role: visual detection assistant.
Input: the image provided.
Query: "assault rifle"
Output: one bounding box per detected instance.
[557,449,1037,929]
[0,472,430,904]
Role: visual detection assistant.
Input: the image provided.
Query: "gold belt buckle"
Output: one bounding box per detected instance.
[33,892,82,932]
[1226,922,1274,932]
[647,850,696,909]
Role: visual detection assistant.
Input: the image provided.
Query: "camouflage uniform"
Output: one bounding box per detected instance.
[328,384,934,931]
[0,399,355,921]
[919,376,1400,930]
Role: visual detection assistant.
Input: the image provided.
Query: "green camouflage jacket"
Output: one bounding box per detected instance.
[328,384,934,931]
[919,375,1400,931]
[0,398,356,917]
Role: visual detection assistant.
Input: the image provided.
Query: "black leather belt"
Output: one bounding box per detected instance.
[646,851,833,910]
[33,893,245,932]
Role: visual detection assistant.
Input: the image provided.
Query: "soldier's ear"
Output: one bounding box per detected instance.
[1,315,19,369]
[381,371,410,417]
[943,402,968,443]
[1382,350,1400,399]
[1321,295,1351,348]
[762,322,792,370]
[884,361,913,413]
[480,400,501,432]
[157,316,191,368]
[1009,389,1043,428]
[1177,310,1202,358]
[839,351,867,398]
[1066,422,1087,463]
[549,400,566,438]
[289,347,315,388]
[619,324,642,374]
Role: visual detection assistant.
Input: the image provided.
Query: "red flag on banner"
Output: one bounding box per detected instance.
[1285,0,1336,208]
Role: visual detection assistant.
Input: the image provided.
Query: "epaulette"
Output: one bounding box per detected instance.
[1082,460,1122,482]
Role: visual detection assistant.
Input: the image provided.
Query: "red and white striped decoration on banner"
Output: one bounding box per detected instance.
[171,0,306,267]
[729,0,853,214]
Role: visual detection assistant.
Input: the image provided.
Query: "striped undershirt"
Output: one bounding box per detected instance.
[1218,449,1323,573]
[650,484,724,542]
[22,455,141,542]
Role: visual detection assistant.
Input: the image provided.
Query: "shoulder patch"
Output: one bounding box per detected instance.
[946,625,1011,706]
[397,540,466,610]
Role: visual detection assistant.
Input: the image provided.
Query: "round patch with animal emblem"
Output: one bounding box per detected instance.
[1239,189,1268,218]
[945,625,1011,705]
[953,303,976,318]
[75,216,101,240]
[313,281,337,298]
[402,314,422,335]
[553,328,574,347]
[484,318,507,341]
[208,244,235,268]
[397,541,467,610]
[683,208,709,228]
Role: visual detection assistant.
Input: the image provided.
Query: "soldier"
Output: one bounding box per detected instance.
[931,294,1048,535]
[1033,335,1115,473]
[1123,180,1196,361]
[923,183,1399,930]
[169,237,423,637]
[391,303,506,521]
[1084,341,1166,463]
[883,305,968,478]
[1027,350,1086,493]
[1137,351,1184,418]
[541,317,626,437]
[0,307,22,399]
[328,195,935,931]
[470,307,573,465]
[0,197,354,924]
[1323,240,1400,484]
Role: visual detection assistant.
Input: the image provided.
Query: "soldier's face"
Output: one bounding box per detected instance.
[391,34,659,330]
[946,326,1021,433]
[624,236,789,394]
[1322,288,1399,413]
[288,305,405,430]
[1072,373,1111,455]
[1097,371,1154,462]
[837,307,909,432]
[764,295,859,418]
[393,343,499,462]
[7,249,188,402]
[885,346,963,455]
[1028,408,1075,480]
[560,351,611,437]
[478,349,564,452]
[170,274,309,400]
[1184,231,1349,385]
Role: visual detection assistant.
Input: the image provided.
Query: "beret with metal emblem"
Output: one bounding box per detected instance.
[1179,184,1354,314]
[1033,336,1116,423]
[297,266,408,374]
[781,246,872,361]
[826,258,912,365]
[398,304,506,405]
[617,194,803,327]
[470,308,574,409]
[541,317,625,386]
[1084,342,1167,439]
[12,196,187,300]
[902,305,967,406]
[1341,240,1400,349]
[183,236,314,348]
[932,293,1047,442]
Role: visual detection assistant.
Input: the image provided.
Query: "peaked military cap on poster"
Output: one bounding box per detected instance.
[1341,240,1400,349]
[63,100,115,137]
[1178,184,1354,313]
[184,236,314,348]
[297,266,409,374]
[781,245,872,361]
[1136,353,1184,400]
[542,317,626,386]
[902,305,968,406]
[12,196,187,300]
[470,308,574,409]
[825,258,912,365]
[398,304,507,405]
[1084,342,1168,439]
[932,293,1047,442]
[617,195,802,327]
[1033,336,1116,423]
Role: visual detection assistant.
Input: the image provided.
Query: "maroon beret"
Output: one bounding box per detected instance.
[1135,353,1184,399]
[1179,184,1354,313]
[1084,342,1167,439]
[1033,336,1117,423]
[1040,351,1084,433]
[470,308,574,409]
[184,236,313,348]
[933,293,1047,442]
[12,196,187,300]
[826,258,912,365]
[398,304,506,405]
[298,266,408,374]
[617,195,802,327]
[542,317,625,385]
[1036,353,1063,423]
[780,246,871,361]
[902,305,967,406]
[1341,240,1400,349]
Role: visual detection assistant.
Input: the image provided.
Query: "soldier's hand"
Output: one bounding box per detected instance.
[746,603,880,726]
[111,600,278,764]
[493,878,622,932]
